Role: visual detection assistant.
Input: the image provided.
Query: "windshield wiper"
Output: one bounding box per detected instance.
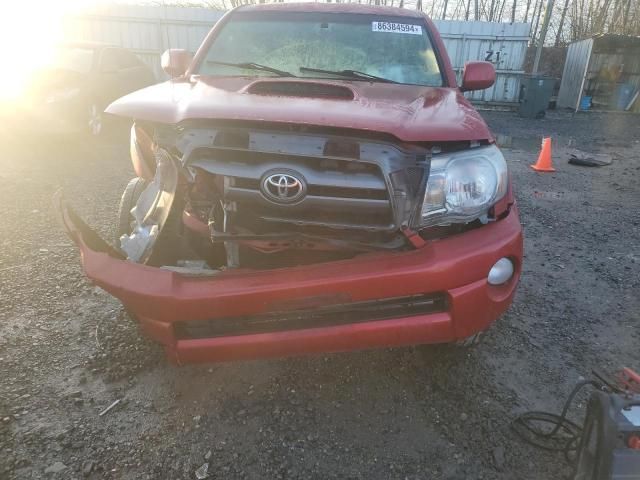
[207,61,295,78]
[299,66,398,84]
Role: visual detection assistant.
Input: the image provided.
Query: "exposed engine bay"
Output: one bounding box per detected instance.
[120,121,494,272]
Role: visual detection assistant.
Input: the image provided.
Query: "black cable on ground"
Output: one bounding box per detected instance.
[511,380,602,463]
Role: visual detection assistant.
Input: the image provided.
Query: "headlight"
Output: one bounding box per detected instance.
[45,87,81,104]
[421,144,508,227]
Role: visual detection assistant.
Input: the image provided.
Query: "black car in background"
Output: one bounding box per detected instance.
[16,42,156,136]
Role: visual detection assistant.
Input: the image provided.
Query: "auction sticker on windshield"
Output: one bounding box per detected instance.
[372,21,423,35]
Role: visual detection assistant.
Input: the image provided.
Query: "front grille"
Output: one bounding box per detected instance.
[189,145,394,231]
[183,127,431,234]
[232,178,388,201]
[175,293,447,339]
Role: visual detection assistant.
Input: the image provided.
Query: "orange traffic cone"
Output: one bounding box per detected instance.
[531,137,555,172]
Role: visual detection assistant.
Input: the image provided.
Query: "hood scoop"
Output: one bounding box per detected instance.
[246,80,355,100]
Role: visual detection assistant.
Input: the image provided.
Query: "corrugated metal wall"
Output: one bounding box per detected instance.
[557,39,594,110]
[434,20,531,104]
[63,5,529,104]
[61,4,225,79]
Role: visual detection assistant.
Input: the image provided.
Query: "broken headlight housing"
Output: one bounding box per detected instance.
[420,144,508,227]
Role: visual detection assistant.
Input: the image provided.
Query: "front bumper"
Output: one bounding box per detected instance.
[57,196,523,364]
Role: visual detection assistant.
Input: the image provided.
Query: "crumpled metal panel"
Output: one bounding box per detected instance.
[119,149,178,263]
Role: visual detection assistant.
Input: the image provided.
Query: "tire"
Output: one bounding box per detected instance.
[115,177,148,245]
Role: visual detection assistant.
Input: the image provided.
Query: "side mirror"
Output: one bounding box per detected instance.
[460,61,495,92]
[161,49,192,78]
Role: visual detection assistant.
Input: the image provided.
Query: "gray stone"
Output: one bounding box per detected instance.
[492,446,505,470]
[44,461,67,474]
[82,460,94,476]
[195,462,209,479]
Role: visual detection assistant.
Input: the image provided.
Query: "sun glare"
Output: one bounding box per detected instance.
[0,2,97,102]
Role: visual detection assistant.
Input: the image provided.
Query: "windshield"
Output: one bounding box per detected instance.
[47,47,94,74]
[198,12,443,87]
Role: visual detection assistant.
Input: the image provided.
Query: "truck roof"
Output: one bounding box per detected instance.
[237,2,427,19]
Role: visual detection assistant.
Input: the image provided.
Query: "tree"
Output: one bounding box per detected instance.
[156,0,640,44]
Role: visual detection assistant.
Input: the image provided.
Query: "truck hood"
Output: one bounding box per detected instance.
[106,76,493,143]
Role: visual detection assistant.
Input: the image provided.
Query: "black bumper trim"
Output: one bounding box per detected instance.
[175,293,447,339]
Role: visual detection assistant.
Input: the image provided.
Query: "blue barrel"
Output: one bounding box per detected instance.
[580,96,592,111]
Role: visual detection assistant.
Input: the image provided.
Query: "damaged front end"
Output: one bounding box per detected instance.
[118,122,434,272]
[119,148,179,264]
[55,121,522,363]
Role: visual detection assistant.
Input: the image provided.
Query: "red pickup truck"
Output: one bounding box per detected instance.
[57,3,523,364]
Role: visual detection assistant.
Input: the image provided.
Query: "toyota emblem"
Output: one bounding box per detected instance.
[261,171,306,204]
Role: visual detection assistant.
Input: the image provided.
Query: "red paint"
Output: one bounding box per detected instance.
[161,49,192,78]
[402,227,428,249]
[460,61,496,92]
[238,3,436,17]
[105,4,490,143]
[490,176,515,219]
[58,197,523,363]
[107,80,492,143]
[60,4,524,364]
[172,314,454,364]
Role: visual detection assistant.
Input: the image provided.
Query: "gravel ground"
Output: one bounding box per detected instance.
[1,111,639,480]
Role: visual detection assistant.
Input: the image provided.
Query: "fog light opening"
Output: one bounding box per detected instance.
[488,258,514,285]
